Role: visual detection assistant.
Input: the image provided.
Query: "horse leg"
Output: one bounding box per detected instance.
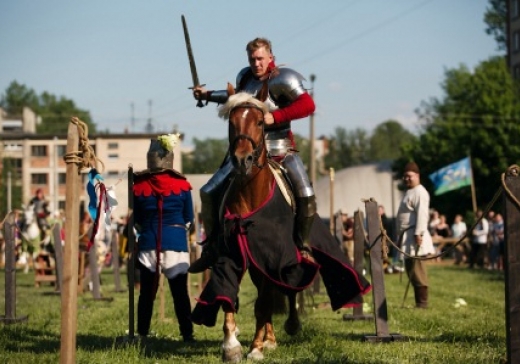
[222,311,242,363]
[248,276,277,361]
[284,291,302,336]
[263,322,277,350]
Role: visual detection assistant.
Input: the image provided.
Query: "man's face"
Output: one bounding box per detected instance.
[248,46,273,78]
[403,171,420,189]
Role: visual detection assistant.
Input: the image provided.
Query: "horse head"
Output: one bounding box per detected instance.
[22,203,41,242]
[219,84,269,176]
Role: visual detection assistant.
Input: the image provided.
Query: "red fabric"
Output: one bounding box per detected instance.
[133,173,192,197]
[271,93,315,124]
[87,183,108,252]
[152,195,163,300]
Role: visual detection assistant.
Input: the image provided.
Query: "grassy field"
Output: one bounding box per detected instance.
[0,261,507,363]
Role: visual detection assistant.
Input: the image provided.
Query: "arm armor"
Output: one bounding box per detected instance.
[268,68,307,107]
[206,90,230,104]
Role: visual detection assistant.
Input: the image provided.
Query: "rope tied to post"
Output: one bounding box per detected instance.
[501,164,520,210]
[63,117,104,173]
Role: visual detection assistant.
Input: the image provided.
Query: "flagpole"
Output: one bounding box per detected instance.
[469,155,477,213]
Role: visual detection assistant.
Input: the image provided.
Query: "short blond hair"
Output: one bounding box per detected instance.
[246,37,272,55]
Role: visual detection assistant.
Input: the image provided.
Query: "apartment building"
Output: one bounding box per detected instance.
[1,110,183,216]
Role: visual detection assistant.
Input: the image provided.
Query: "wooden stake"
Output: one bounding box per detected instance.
[60,122,81,364]
[503,166,520,363]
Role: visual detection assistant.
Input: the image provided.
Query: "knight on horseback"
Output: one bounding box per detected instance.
[190,37,316,273]
[29,188,51,241]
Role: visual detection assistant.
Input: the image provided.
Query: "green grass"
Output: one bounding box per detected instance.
[0,262,507,363]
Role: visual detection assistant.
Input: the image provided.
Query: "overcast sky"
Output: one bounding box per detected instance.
[1,0,499,146]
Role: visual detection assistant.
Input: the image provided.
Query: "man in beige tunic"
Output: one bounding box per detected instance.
[397,162,435,308]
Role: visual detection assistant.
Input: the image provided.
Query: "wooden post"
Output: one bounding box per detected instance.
[60,122,81,364]
[334,211,343,244]
[503,166,520,363]
[111,230,125,292]
[343,210,372,321]
[52,223,64,293]
[127,165,136,338]
[0,212,28,324]
[329,168,335,234]
[363,199,404,342]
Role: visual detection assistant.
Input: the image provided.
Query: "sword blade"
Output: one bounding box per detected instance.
[181,15,200,88]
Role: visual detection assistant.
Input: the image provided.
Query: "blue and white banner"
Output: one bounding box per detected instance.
[429,157,472,196]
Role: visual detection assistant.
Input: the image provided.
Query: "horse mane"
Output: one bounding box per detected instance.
[218,92,268,120]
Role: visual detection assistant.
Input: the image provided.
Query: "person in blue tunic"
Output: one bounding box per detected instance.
[133,134,195,342]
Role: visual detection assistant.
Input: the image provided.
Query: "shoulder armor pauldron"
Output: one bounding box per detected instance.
[268,68,307,104]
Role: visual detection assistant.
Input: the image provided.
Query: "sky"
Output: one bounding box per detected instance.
[1,0,500,147]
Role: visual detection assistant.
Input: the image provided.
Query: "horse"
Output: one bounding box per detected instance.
[19,202,53,271]
[191,87,371,362]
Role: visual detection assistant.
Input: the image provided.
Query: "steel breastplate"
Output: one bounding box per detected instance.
[240,77,279,111]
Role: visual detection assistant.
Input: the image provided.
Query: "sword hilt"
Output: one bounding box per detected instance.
[189,84,206,108]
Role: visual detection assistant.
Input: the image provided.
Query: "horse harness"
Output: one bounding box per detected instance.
[229,102,267,170]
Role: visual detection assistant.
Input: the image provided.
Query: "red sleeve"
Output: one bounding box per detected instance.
[271,93,315,124]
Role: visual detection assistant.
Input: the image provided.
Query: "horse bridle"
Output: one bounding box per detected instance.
[229,103,266,169]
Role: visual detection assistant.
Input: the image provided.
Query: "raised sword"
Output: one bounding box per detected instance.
[181,14,205,108]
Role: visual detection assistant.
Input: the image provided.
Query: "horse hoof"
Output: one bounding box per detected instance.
[247,348,264,361]
[222,345,242,363]
[263,340,277,351]
[284,319,302,336]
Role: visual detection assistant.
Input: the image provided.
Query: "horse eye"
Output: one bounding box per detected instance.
[257,119,263,127]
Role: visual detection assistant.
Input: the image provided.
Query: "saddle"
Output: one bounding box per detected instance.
[267,159,296,213]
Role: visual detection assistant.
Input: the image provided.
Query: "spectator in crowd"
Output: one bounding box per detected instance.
[451,214,468,265]
[486,210,495,266]
[469,209,489,269]
[432,214,452,261]
[434,214,451,238]
[489,213,504,270]
[428,209,440,236]
[341,213,354,264]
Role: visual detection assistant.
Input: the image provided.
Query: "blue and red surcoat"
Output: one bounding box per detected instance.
[133,170,194,253]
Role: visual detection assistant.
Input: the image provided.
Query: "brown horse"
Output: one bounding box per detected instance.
[190,87,371,362]
[218,88,318,361]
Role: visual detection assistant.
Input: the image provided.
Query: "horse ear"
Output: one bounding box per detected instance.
[227,82,236,96]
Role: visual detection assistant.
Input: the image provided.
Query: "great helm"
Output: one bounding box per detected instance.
[146,134,180,170]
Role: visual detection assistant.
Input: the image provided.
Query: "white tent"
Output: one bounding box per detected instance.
[314,161,403,219]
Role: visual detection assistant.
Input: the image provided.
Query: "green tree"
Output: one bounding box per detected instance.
[0,81,96,134]
[396,56,520,217]
[369,120,417,162]
[0,81,39,115]
[181,137,228,174]
[0,159,23,218]
[324,126,370,170]
[37,92,94,134]
[484,0,507,52]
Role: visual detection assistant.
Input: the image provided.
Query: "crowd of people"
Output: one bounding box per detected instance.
[428,208,505,271]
